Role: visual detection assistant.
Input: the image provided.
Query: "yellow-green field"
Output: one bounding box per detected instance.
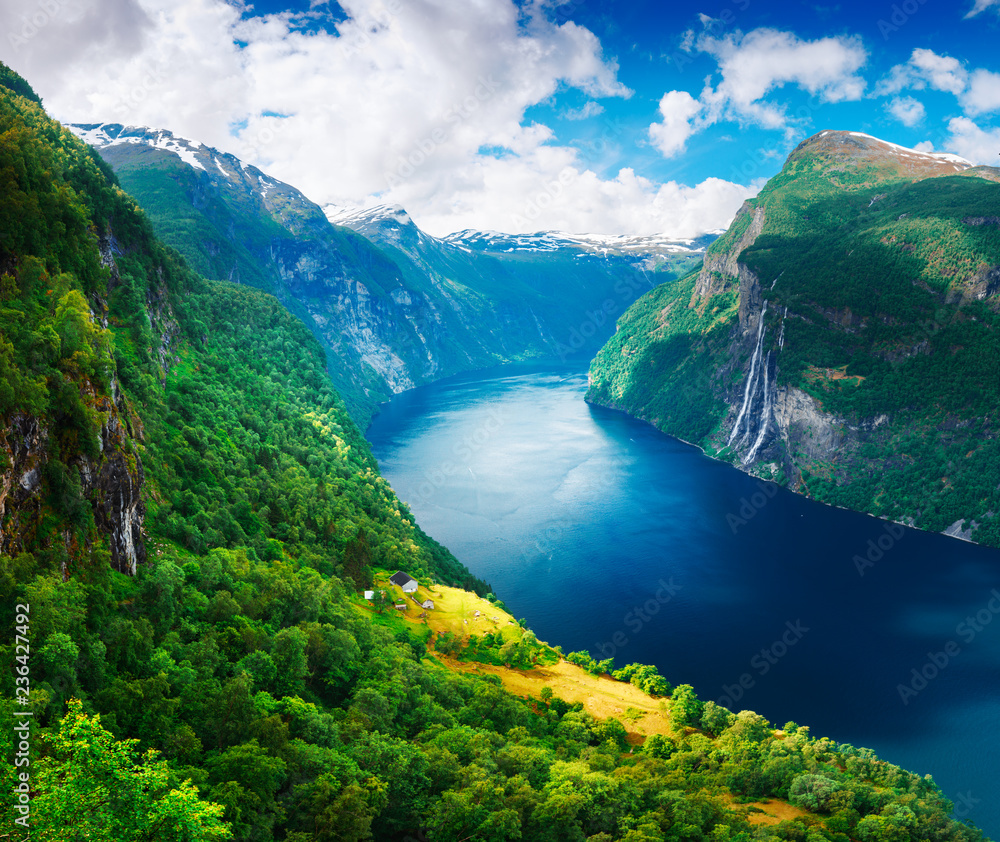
[351,573,827,826]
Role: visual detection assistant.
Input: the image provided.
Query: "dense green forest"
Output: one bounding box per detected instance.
[589,134,1000,545]
[0,66,992,840]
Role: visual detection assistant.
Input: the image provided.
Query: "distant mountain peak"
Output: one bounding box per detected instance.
[325,205,719,259]
[440,228,718,258]
[324,203,414,229]
[70,123,210,170]
[68,122,300,202]
[792,129,973,179]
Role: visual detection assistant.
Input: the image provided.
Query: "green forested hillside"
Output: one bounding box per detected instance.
[0,69,991,841]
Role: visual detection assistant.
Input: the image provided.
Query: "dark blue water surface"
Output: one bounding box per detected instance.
[367,362,1000,835]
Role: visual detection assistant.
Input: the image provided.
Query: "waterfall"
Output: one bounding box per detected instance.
[745,351,773,464]
[778,306,787,349]
[728,301,768,447]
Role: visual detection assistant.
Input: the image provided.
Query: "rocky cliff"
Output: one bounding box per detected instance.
[0,314,147,575]
[589,130,1000,546]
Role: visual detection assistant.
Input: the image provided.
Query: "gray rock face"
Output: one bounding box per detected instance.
[0,415,47,558]
[0,379,146,574]
[774,386,848,468]
[93,393,147,575]
[694,204,766,304]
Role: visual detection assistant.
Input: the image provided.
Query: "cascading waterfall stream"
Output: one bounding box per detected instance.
[727,301,768,448]
[745,351,774,464]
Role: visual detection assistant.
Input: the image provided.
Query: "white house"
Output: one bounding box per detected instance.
[389,570,418,594]
[420,599,435,610]
[364,590,375,601]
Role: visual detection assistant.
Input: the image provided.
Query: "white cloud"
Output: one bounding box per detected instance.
[411,149,761,237]
[874,63,920,97]
[909,48,968,95]
[563,101,604,120]
[2,0,250,152]
[648,90,703,157]
[940,117,1000,165]
[646,27,867,157]
[877,49,1000,123]
[965,0,1000,17]
[963,69,1000,116]
[9,0,752,236]
[649,27,868,157]
[876,49,969,100]
[886,96,926,127]
[699,28,868,121]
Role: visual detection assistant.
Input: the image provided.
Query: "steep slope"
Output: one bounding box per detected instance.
[1,66,992,842]
[69,123,707,425]
[1,86,149,574]
[69,123,424,424]
[589,130,1000,545]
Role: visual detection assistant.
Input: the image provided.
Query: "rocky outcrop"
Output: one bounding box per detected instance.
[0,414,47,558]
[0,376,146,574]
[960,263,1000,303]
[774,386,848,467]
[693,203,766,305]
[91,379,146,574]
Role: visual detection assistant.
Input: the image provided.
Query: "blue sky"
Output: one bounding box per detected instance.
[2,0,998,235]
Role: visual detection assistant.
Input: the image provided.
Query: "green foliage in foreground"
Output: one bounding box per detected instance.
[1,699,231,840]
[0,64,992,841]
[612,662,673,697]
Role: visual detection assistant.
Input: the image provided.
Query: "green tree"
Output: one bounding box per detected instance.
[3,699,230,841]
[788,773,843,813]
[667,684,704,730]
[342,529,374,590]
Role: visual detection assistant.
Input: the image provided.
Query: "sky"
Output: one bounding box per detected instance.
[2,0,999,237]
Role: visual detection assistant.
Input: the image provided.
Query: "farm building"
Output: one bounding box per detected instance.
[420,599,435,610]
[389,571,418,593]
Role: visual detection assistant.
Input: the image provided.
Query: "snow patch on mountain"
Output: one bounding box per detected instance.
[325,204,414,229]
[844,131,972,167]
[69,123,210,172]
[325,205,717,259]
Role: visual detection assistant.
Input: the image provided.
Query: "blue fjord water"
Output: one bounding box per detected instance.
[366,362,1000,834]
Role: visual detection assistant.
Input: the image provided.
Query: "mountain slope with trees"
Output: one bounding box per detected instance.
[589,131,1000,546]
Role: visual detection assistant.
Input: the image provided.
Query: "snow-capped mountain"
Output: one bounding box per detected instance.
[323,203,719,264]
[440,228,720,258]
[69,123,307,213]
